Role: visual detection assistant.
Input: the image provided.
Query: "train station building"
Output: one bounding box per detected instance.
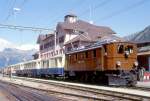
[36,14,150,81]
[36,14,115,60]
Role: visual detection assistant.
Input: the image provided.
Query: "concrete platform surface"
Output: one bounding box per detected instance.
[0,76,150,98]
[137,81,150,88]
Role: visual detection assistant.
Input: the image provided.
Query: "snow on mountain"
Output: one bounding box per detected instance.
[0,38,38,51]
[0,38,38,68]
[125,25,150,43]
[0,38,15,51]
[0,48,37,68]
[16,44,39,51]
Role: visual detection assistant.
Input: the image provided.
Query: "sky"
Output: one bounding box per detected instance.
[0,0,150,46]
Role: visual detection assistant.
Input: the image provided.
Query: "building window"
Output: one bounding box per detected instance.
[40,45,43,50]
[59,36,64,43]
[74,44,78,48]
[67,47,72,51]
[43,40,54,49]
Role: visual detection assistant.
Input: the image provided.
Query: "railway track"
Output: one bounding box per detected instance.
[0,81,70,101]
[6,76,150,101]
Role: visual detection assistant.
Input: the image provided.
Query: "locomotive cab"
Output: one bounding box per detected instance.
[104,42,138,86]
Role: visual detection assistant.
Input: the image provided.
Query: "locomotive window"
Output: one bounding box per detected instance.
[118,45,124,53]
[125,46,133,53]
[93,50,96,57]
[76,54,77,60]
[104,45,107,52]
[80,53,84,59]
[74,54,77,61]
[85,51,88,58]
[69,55,71,63]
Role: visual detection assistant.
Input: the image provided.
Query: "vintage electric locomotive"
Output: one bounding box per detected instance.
[65,39,138,86]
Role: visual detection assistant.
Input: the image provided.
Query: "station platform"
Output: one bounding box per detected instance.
[0,76,150,99]
[136,81,150,88]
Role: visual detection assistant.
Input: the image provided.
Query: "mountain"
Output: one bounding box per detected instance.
[0,38,15,51]
[0,48,37,68]
[0,38,38,68]
[125,25,150,43]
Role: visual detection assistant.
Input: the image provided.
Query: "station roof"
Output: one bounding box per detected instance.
[138,46,150,52]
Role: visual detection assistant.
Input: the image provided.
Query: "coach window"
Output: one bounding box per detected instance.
[47,60,49,68]
[118,45,124,53]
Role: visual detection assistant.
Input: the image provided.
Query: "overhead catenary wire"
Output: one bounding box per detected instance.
[51,0,112,32]
[49,0,89,26]
[4,0,28,23]
[99,0,148,21]
[79,0,112,17]
[4,0,17,22]
[0,24,54,32]
[19,0,28,8]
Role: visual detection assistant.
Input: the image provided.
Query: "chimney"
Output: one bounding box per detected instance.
[64,14,77,23]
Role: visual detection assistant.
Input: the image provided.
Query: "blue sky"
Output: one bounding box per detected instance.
[0,0,150,45]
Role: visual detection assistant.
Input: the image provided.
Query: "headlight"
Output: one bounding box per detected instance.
[125,51,129,55]
[116,61,121,67]
[134,61,138,67]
